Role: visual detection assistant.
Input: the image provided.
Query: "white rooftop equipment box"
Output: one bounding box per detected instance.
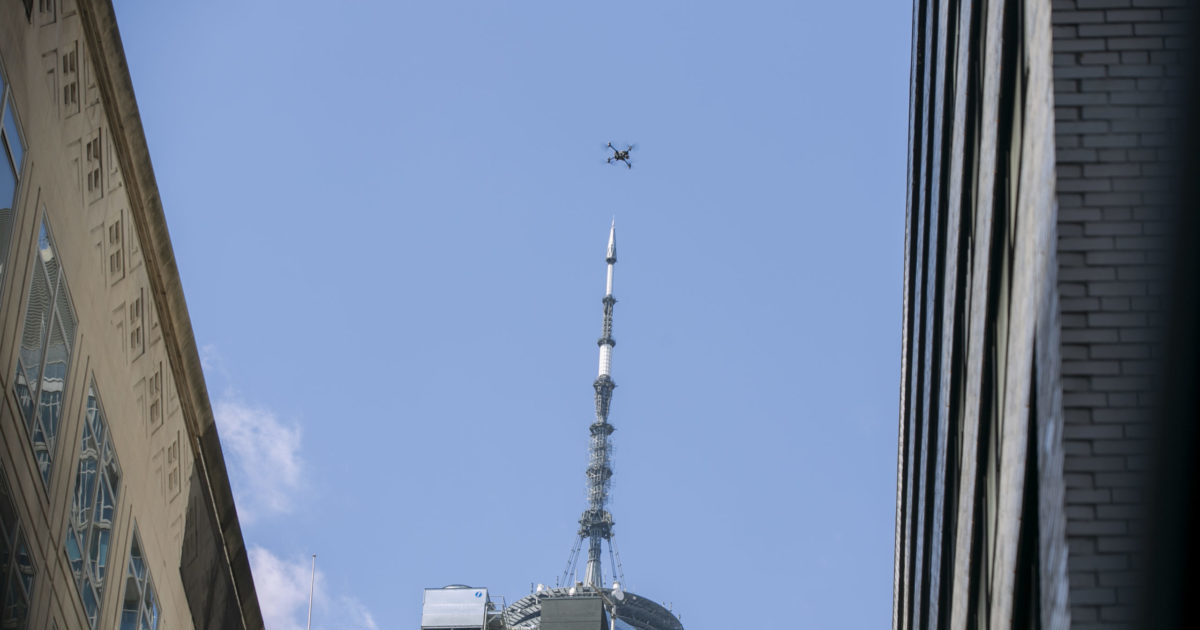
[421,586,489,629]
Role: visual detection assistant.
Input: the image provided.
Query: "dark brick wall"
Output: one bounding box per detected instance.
[1051,1,1185,627]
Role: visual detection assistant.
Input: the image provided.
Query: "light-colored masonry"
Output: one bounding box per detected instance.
[0,1,260,629]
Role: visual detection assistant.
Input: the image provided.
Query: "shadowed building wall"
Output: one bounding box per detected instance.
[892,0,1188,628]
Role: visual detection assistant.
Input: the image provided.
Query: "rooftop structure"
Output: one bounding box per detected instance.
[564,220,621,591]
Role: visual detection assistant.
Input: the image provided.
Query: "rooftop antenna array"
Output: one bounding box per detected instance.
[562,221,625,591]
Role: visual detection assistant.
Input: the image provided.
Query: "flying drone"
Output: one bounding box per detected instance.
[606,143,634,169]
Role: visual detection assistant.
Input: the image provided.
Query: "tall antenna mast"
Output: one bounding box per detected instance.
[564,221,622,590]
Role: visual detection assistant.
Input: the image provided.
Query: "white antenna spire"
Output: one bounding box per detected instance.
[599,220,616,379]
[563,222,623,590]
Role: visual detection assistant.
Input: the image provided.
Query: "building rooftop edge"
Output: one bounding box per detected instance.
[76,2,263,629]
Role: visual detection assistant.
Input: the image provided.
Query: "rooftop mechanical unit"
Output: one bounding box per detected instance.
[421,586,492,630]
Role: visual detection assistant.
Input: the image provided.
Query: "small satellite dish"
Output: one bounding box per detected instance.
[536,584,545,593]
[612,582,625,601]
[568,586,577,596]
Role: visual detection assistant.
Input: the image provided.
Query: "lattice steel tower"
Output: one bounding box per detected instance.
[498,223,682,630]
[562,221,623,590]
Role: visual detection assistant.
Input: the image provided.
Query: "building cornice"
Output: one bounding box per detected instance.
[74,3,263,629]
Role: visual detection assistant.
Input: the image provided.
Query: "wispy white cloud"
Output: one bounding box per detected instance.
[337,596,380,630]
[207,346,375,628]
[214,397,303,523]
[249,546,319,630]
[199,343,223,376]
[249,547,379,630]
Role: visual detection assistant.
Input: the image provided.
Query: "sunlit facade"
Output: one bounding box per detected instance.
[0,2,262,629]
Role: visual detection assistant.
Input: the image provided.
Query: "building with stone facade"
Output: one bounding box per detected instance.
[0,1,262,629]
[892,0,1193,628]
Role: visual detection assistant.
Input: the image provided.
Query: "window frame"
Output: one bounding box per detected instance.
[0,54,27,305]
[0,467,36,630]
[66,378,123,629]
[12,215,79,488]
[119,528,160,630]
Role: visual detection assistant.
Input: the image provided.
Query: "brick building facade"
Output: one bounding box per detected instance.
[892,0,1188,628]
[1051,4,1181,624]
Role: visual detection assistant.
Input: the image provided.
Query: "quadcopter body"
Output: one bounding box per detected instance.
[606,143,634,169]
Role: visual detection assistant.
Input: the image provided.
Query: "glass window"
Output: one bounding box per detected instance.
[0,469,35,630]
[14,219,77,486]
[0,155,15,285]
[0,64,24,303]
[3,97,22,173]
[66,382,122,628]
[119,533,159,630]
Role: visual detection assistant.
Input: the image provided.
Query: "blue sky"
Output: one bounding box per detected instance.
[112,2,911,628]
